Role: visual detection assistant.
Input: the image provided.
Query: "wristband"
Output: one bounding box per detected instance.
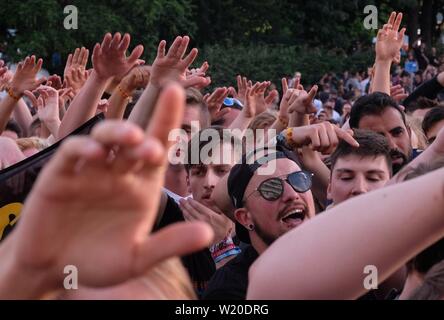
[7,87,21,101]
[210,236,241,263]
[117,85,132,101]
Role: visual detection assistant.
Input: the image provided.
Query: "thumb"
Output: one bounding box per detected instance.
[132,222,213,276]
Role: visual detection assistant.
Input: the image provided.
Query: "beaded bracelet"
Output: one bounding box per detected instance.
[117,85,132,101]
[7,87,21,101]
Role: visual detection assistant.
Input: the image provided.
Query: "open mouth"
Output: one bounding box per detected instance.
[280,207,307,228]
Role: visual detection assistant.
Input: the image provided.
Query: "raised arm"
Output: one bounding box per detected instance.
[248,165,444,300]
[58,33,144,139]
[106,66,150,120]
[0,84,213,299]
[128,36,208,129]
[371,12,405,95]
[0,56,46,135]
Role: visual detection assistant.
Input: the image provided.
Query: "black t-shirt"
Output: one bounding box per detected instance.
[203,245,258,300]
[155,195,215,298]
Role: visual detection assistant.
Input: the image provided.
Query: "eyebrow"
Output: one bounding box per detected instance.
[335,169,387,175]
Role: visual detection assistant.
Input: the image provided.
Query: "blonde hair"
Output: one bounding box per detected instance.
[406,115,428,151]
[15,137,50,152]
[54,257,196,300]
[248,110,277,131]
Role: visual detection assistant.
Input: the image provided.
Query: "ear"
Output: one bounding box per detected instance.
[234,208,253,228]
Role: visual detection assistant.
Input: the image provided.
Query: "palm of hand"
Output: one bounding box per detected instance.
[151,56,185,86]
[376,30,401,61]
[14,163,160,287]
[12,70,39,93]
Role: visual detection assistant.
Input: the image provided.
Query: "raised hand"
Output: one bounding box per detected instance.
[46,75,63,90]
[228,75,249,105]
[287,85,318,115]
[390,84,408,103]
[0,60,12,91]
[375,12,406,62]
[180,198,233,246]
[10,56,46,97]
[24,86,60,137]
[120,66,150,93]
[92,33,144,81]
[64,68,89,95]
[64,47,89,80]
[1,84,213,298]
[150,36,207,88]
[242,82,271,118]
[248,81,278,114]
[185,61,211,89]
[203,87,231,123]
[287,122,359,154]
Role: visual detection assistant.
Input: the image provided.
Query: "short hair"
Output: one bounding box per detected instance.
[248,111,277,131]
[349,92,406,129]
[330,129,392,176]
[422,106,444,136]
[184,126,242,173]
[186,88,210,128]
[5,120,22,138]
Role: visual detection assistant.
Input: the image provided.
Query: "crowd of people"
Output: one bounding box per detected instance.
[1,11,444,300]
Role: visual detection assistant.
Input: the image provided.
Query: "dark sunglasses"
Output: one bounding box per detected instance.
[245,171,313,202]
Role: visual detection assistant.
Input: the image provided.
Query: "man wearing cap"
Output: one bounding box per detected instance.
[203,122,359,300]
[203,148,316,300]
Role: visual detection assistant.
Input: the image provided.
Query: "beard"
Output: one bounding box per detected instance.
[390,149,409,175]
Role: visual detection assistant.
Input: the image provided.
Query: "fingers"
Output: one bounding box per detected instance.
[334,126,360,147]
[133,222,213,277]
[81,48,89,68]
[182,48,198,69]
[179,199,207,222]
[44,137,107,176]
[90,120,145,148]
[166,36,183,58]
[72,48,80,64]
[66,53,73,68]
[24,90,38,107]
[265,89,278,106]
[157,40,166,58]
[393,12,403,32]
[101,33,113,51]
[388,11,396,27]
[282,78,288,94]
[182,76,210,89]
[117,33,129,52]
[177,36,190,60]
[127,45,144,65]
[146,83,185,148]
[199,61,209,73]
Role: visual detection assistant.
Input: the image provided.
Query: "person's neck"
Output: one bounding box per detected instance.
[250,235,268,255]
[398,271,423,300]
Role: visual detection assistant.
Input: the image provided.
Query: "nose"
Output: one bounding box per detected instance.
[281,180,302,202]
[385,135,397,150]
[351,176,368,196]
[203,169,218,191]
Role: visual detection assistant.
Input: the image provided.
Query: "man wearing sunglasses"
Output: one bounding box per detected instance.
[203,149,316,300]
